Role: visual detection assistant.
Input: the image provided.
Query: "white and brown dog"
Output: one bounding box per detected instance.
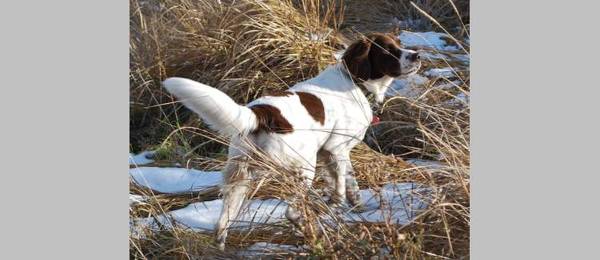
[163,33,421,250]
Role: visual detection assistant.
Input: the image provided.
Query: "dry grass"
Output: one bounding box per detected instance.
[343,0,469,36]
[130,0,469,258]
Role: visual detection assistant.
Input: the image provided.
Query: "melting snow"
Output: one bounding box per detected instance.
[420,52,448,60]
[385,74,429,98]
[129,151,155,166]
[129,194,147,206]
[424,67,456,78]
[334,50,345,61]
[130,166,430,232]
[130,167,222,193]
[450,92,469,105]
[148,198,288,231]
[239,242,308,257]
[407,159,448,171]
[399,31,459,52]
[343,183,429,224]
[453,53,470,63]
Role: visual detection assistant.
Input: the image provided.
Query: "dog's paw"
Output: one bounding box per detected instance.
[347,195,365,212]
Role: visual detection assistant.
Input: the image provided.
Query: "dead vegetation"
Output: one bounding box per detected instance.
[130,0,469,258]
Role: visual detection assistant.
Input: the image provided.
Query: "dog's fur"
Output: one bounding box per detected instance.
[162,33,421,250]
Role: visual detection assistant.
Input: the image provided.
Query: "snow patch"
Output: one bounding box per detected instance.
[239,242,308,257]
[453,53,470,64]
[450,92,469,105]
[344,183,429,224]
[129,151,155,166]
[420,52,447,60]
[130,167,222,193]
[137,181,429,231]
[143,198,288,231]
[334,50,345,61]
[407,159,448,171]
[399,31,459,52]
[435,80,462,90]
[129,194,147,206]
[424,67,456,78]
[385,74,429,98]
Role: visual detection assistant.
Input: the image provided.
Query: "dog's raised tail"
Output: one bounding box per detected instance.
[163,77,257,136]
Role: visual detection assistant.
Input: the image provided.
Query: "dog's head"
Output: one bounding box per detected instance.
[342,33,421,103]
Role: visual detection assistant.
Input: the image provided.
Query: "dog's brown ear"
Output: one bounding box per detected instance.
[342,38,372,81]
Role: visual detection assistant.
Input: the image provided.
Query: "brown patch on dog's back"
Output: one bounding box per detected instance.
[296,92,325,125]
[250,104,294,134]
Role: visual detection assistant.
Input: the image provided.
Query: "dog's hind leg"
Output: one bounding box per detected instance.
[215,158,251,251]
[285,162,316,231]
[343,160,364,211]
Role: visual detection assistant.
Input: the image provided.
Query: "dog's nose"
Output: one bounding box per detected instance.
[409,52,420,61]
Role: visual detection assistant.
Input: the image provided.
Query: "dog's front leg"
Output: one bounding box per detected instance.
[330,154,349,206]
[320,150,361,208]
[344,161,364,212]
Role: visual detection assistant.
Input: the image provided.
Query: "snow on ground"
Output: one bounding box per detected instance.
[407,159,449,171]
[455,92,469,103]
[344,183,429,224]
[454,53,470,64]
[238,242,308,257]
[333,49,345,61]
[382,31,469,99]
[436,80,462,90]
[131,165,431,232]
[385,74,429,98]
[446,92,469,106]
[145,198,288,231]
[129,194,147,206]
[129,151,155,166]
[130,167,222,193]
[420,51,447,60]
[398,31,459,52]
[423,67,456,78]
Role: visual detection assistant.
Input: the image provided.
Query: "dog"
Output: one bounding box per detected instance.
[162,33,421,250]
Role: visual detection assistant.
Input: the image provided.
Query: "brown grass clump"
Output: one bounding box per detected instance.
[343,0,469,35]
[130,0,470,258]
[130,0,345,153]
